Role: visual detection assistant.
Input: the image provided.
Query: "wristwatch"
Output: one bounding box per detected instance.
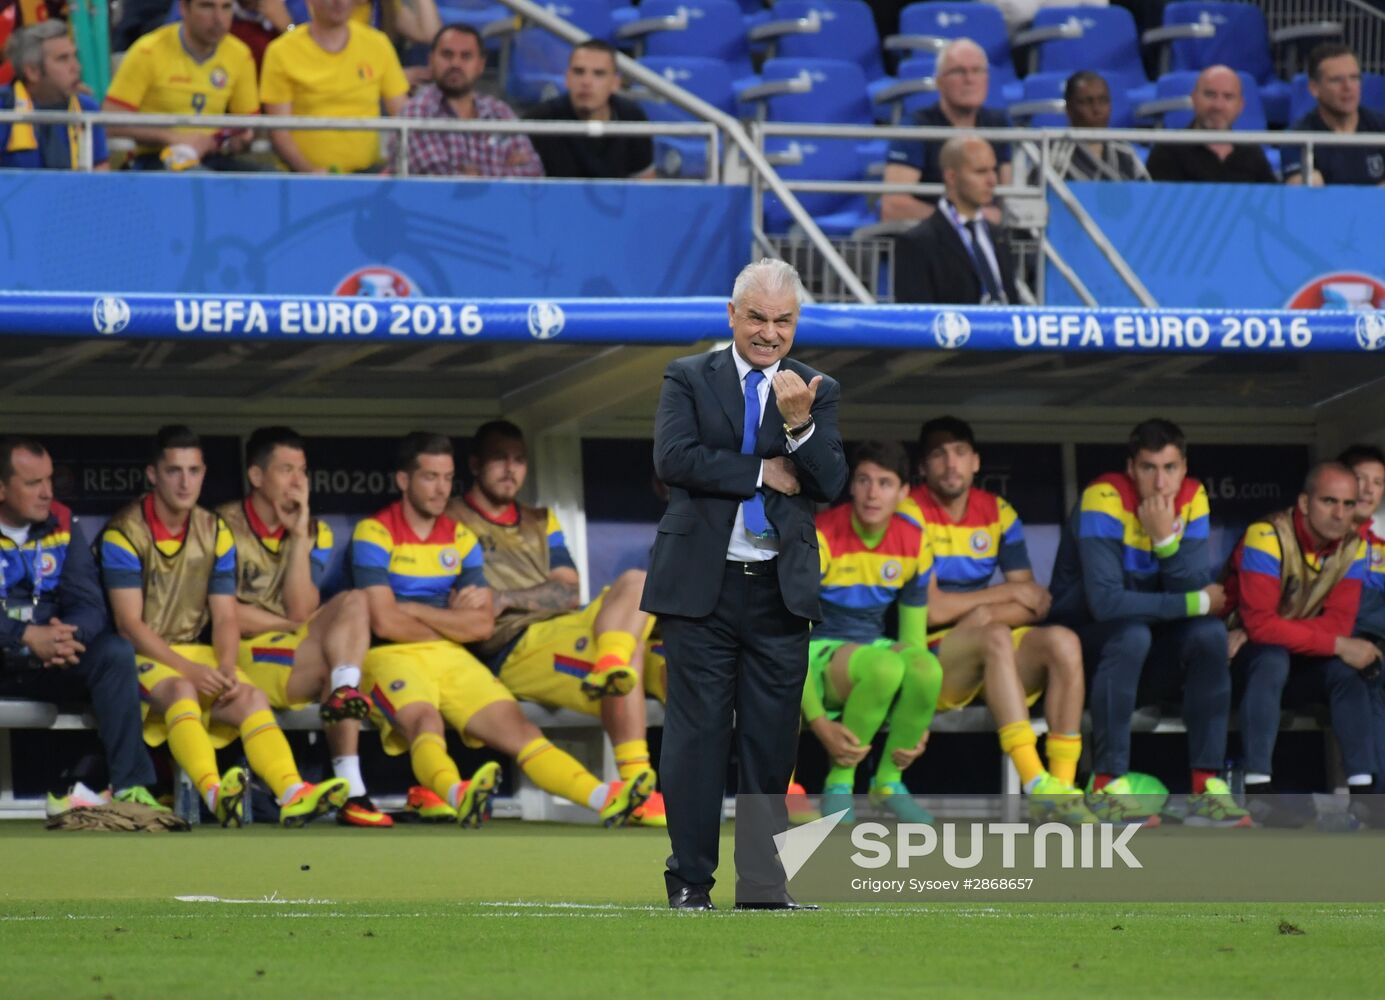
[783,417,814,440]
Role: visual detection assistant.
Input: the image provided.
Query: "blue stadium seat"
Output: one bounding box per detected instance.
[616,0,755,83]
[738,58,885,166]
[1009,71,1069,127]
[762,136,874,236]
[750,0,885,82]
[1288,70,1385,122]
[886,2,1019,101]
[1016,6,1149,95]
[506,0,616,103]
[1148,2,1291,125]
[436,0,512,46]
[636,56,737,177]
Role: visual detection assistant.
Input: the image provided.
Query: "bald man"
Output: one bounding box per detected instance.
[894,136,1018,305]
[1146,65,1276,182]
[882,39,1013,223]
[1224,462,1379,822]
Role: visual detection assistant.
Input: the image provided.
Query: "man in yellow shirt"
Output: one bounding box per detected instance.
[103,0,262,170]
[260,0,409,173]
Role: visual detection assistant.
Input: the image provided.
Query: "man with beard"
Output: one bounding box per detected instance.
[446,420,663,826]
[899,417,1092,823]
[1146,65,1276,183]
[398,24,543,177]
[353,432,652,827]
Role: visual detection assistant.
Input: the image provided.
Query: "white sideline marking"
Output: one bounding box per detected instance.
[174,893,336,905]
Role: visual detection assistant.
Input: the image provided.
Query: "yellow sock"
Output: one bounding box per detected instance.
[613,738,651,782]
[1046,732,1083,786]
[593,631,637,673]
[517,737,602,808]
[165,698,219,799]
[240,710,302,800]
[997,720,1045,788]
[411,732,462,801]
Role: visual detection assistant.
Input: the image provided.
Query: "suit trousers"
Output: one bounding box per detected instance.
[659,561,809,899]
[0,632,155,791]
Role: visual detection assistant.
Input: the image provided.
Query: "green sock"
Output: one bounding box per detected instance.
[874,645,943,786]
[825,646,906,788]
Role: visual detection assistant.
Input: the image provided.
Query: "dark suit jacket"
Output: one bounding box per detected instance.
[641,348,847,622]
[893,211,1020,305]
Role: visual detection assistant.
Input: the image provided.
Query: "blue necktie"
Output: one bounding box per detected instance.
[741,369,775,538]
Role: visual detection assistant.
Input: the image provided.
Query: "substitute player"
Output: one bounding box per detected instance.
[807,441,942,823]
[102,425,347,827]
[218,426,389,828]
[447,420,663,826]
[354,432,653,827]
[900,417,1094,824]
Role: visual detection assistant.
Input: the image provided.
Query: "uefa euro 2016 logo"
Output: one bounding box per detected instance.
[1355,312,1385,351]
[932,311,970,349]
[92,296,131,335]
[528,302,566,341]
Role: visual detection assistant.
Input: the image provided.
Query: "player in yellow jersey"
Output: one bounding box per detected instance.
[260,0,409,173]
[899,417,1094,824]
[219,427,389,828]
[354,432,653,827]
[101,426,347,827]
[446,421,663,826]
[103,0,262,170]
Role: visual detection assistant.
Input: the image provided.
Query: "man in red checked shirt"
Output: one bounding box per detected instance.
[396,24,543,178]
[1223,462,1381,823]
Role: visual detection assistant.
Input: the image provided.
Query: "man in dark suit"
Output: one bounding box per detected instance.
[642,259,847,911]
[894,136,1019,305]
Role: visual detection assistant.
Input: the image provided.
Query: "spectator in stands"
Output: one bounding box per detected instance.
[260,0,409,173]
[351,432,651,827]
[1283,44,1385,187]
[1223,462,1380,821]
[526,40,654,180]
[0,21,107,169]
[897,417,1094,824]
[216,427,390,828]
[444,420,662,826]
[1049,419,1248,827]
[1338,444,1385,795]
[1045,70,1149,182]
[1146,65,1276,183]
[893,135,1018,305]
[0,438,162,811]
[805,440,941,825]
[101,425,348,827]
[882,39,1012,223]
[397,24,543,178]
[102,0,264,172]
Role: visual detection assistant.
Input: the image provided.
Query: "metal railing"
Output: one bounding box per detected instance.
[752,121,1385,305]
[0,108,720,178]
[1262,0,1385,74]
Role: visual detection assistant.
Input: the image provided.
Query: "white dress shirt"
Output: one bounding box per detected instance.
[725,348,814,563]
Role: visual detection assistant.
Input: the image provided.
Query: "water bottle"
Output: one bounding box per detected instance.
[176,769,201,825]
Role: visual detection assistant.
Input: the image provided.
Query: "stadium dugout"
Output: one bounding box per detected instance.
[2,0,1385,821]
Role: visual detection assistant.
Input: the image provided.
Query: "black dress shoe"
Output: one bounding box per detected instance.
[668,885,716,911]
[734,893,820,911]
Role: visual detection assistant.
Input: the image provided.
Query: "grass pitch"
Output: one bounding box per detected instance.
[1,821,1380,999]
